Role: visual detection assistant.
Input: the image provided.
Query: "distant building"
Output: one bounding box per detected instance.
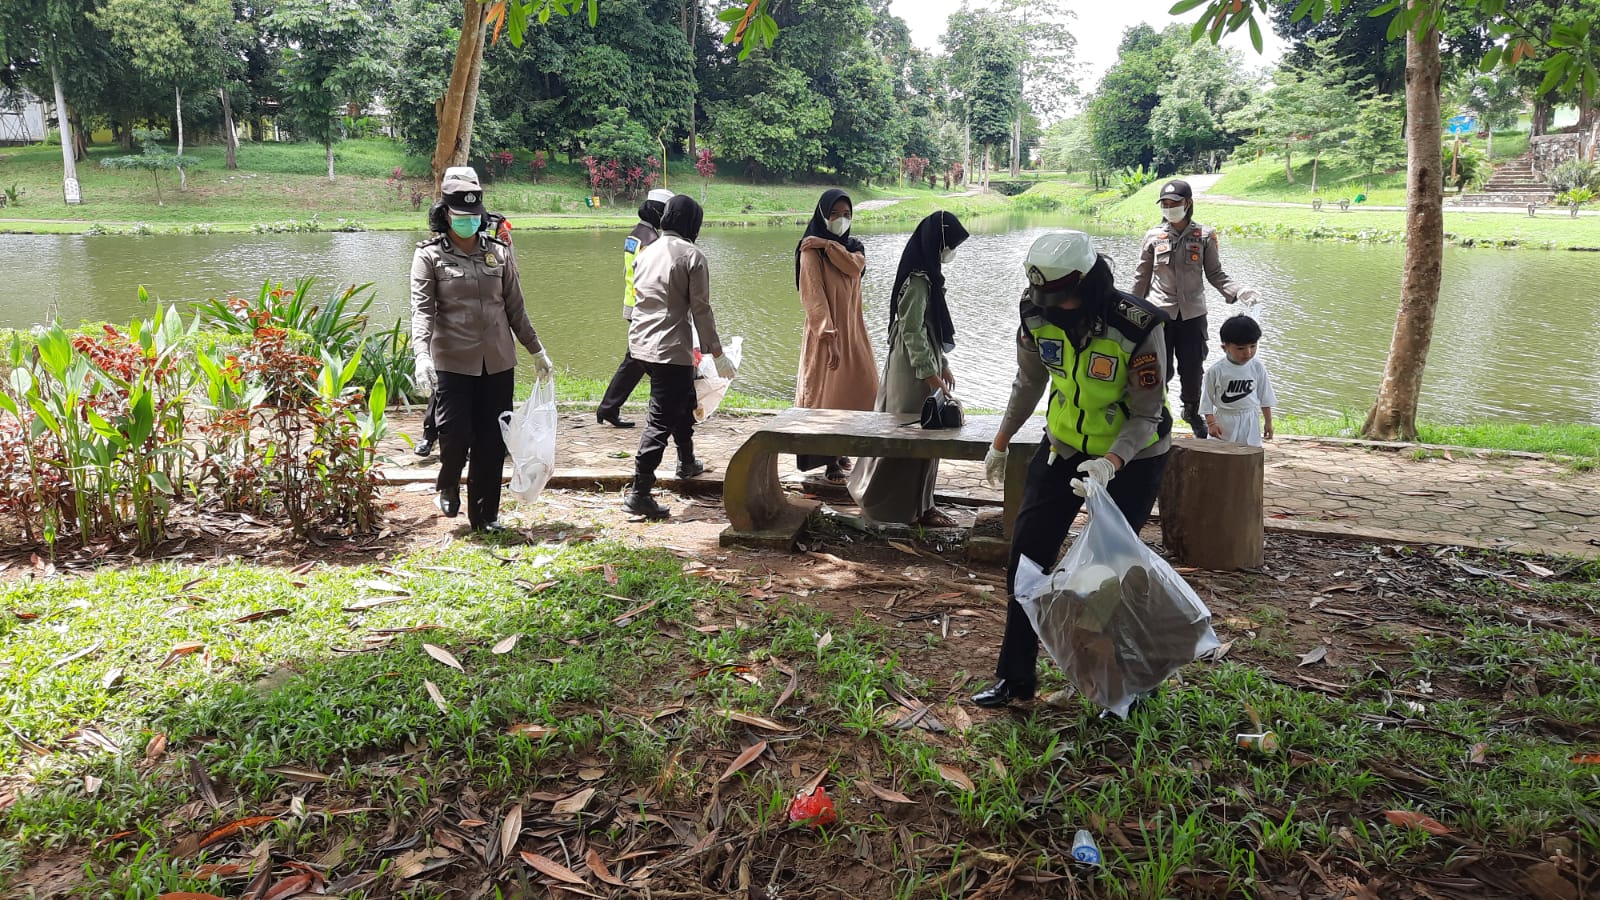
[0,88,49,145]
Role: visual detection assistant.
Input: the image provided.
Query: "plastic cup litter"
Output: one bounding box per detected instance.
[1072,829,1102,865]
[1236,731,1280,753]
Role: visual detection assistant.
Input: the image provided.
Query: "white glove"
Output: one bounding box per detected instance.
[533,349,554,380]
[983,446,1007,488]
[713,353,736,380]
[1234,288,1259,305]
[412,353,436,393]
[1070,457,1117,499]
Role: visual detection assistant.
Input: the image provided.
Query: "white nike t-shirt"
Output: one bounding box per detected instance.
[1198,356,1276,446]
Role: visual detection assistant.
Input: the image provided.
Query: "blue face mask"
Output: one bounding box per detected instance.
[450,215,481,238]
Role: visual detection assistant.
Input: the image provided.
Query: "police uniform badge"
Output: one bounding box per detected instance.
[1131,352,1160,389]
[1088,352,1118,381]
[624,236,641,253]
[1037,338,1065,367]
[484,251,498,267]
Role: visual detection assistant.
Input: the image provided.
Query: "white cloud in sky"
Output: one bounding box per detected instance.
[889,0,1287,100]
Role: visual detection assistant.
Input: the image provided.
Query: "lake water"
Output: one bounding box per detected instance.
[4,218,1599,423]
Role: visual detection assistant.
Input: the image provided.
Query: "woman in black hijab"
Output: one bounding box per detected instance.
[794,189,876,482]
[847,210,971,527]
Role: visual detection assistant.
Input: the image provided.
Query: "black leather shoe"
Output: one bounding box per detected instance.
[473,520,509,534]
[1182,404,1207,440]
[597,411,635,428]
[676,458,707,479]
[434,485,460,518]
[623,491,670,519]
[970,679,1037,709]
[414,438,434,458]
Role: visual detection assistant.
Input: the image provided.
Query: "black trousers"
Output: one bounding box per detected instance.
[634,362,696,488]
[421,393,438,442]
[434,367,515,528]
[995,440,1170,683]
[1165,314,1208,411]
[597,350,647,421]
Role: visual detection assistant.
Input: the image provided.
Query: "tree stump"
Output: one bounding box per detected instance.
[1158,440,1264,570]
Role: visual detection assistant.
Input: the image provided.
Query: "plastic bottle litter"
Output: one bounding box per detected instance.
[788,785,837,828]
[1071,829,1102,865]
[1236,731,1280,753]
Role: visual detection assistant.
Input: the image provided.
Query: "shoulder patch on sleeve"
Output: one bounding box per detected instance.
[1132,352,1161,389]
[624,236,641,253]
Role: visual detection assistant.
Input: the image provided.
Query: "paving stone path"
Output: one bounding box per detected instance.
[380,407,1600,559]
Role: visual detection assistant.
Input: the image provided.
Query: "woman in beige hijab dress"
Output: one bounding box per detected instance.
[794,189,878,483]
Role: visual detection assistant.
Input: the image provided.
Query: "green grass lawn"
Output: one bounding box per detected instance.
[1209,156,1411,207]
[3,527,1598,896]
[1100,177,1600,250]
[1279,413,1600,467]
[0,139,940,233]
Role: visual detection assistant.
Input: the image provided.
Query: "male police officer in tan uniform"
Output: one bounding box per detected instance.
[1131,180,1257,439]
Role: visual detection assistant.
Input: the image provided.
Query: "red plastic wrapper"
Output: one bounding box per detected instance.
[788,786,837,827]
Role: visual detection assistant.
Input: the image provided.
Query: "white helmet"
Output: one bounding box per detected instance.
[647,188,675,204]
[1024,231,1098,292]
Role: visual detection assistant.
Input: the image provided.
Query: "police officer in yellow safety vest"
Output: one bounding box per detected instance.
[596,188,675,428]
[971,231,1173,709]
[1132,180,1257,439]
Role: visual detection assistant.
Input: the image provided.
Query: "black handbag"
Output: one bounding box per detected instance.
[919,389,964,429]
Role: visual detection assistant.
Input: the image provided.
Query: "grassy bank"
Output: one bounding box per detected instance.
[4,530,1600,896]
[1279,413,1600,466]
[1099,178,1600,251]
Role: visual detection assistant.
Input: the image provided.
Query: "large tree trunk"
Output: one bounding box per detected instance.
[1362,26,1443,442]
[220,88,238,170]
[430,1,490,192]
[1010,110,1022,177]
[1531,100,1549,137]
[50,61,82,205]
[683,0,700,157]
[68,109,87,161]
[175,86,188,191]
[962,114,971,187]
[1158,441,1264,570]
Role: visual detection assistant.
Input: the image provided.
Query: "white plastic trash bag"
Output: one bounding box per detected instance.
[1015,480,1220,718]
[499,376,557,503]
[693,335,742,423]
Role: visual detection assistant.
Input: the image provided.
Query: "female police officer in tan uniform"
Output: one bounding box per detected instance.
[411,166,553,532]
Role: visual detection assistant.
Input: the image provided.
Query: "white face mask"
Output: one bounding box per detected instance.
[940,248,956,264]
[827,216,851,236]
[1161,204,1188,223]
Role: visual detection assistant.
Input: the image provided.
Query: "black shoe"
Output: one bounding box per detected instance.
[434,485,460,518]
[970,679,1037,709]
[473,520,509,534]
[597,411,635,429]
[623,490,670,519]
[676,459,707,479]
[1183,405,1207,440]
[414,438,434,458]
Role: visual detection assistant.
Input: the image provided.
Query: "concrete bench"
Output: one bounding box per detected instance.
[720,408,1043,549]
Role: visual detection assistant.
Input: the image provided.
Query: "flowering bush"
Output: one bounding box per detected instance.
[903,156,930,183]
[529,151,548,184]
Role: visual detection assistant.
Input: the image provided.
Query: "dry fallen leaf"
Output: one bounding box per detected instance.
[610,600,657,626]
[552,787,597,815]
[719,740,769,783]
[586,848,626,887]
[492,634,520,654]
[48,641,103,671]
[520,850,588,884]
[157,894,228,900]
[577,767,605,781]
[196,814,280,849]
[423,643,464,671]
[937,763,974,792]
[603,563,618,585]
[1384,809,1451,835]
[84,774,103,794]
[157,641,205,670]
[424,680,449,714]
[858,780,914,804]
[1469,743,1489,764]
[1520,560,1555,578]
[816,631,834,651]
[507,723,555,739]
[231,608,290,624]
[773,663,798,711]
[1569,753,1600,766]
[887,540,921,557]
[721,710,797,732]
[499,803,523,859]
[1297,645,1328,667]
[265,765,328,783]
[145,732,168,763]
[355,578,410,595]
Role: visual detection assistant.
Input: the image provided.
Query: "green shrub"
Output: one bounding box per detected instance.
[1547,160,1600,194]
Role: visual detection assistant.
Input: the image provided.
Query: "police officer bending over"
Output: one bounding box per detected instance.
[971,231,1173,708]
[1132,180,1257,439]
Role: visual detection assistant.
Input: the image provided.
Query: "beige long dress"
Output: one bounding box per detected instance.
[795,241,878,410]
[847,274,944,524]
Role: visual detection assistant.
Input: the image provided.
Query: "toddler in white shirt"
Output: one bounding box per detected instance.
[1200,314,1275,446]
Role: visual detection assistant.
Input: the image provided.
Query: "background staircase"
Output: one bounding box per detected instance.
[1456,155,1555,207]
